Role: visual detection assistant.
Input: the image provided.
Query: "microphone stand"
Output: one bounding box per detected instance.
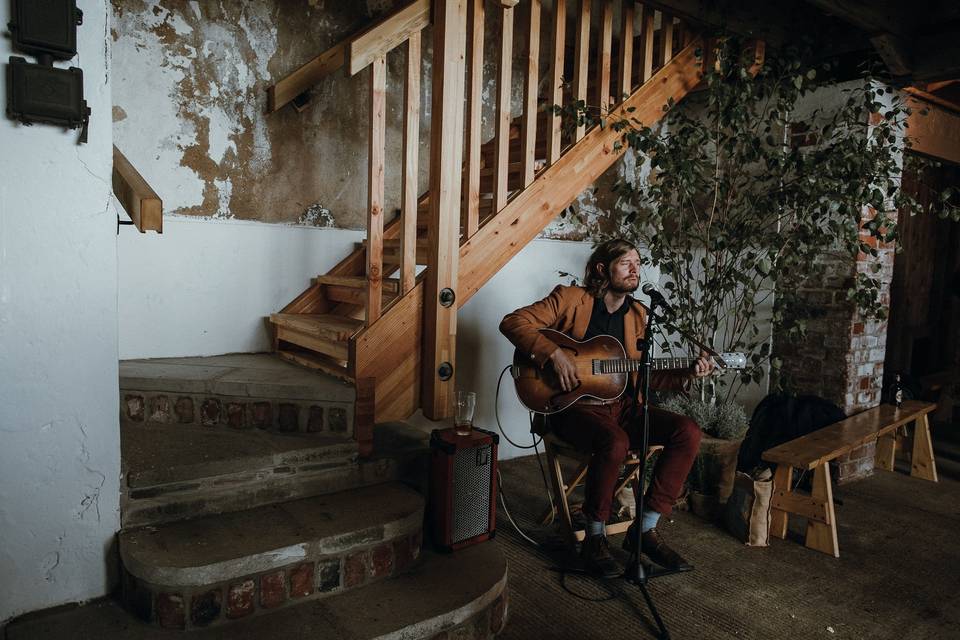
[624,300,671,640]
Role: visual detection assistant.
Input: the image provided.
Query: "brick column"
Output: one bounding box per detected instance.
[773,207,898,484]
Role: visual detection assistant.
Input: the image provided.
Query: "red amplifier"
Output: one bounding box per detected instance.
[429,427,499,552]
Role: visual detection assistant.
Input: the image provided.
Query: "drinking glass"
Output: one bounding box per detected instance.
[454,391,476,436]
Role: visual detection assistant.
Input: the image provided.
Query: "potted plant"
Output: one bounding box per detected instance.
[661,394,748,518]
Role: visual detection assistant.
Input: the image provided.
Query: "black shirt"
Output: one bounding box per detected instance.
[582,295,630,346]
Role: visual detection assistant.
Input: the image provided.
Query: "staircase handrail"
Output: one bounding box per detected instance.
[267,0,430,113]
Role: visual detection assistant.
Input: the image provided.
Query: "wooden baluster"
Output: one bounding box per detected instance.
[548,0,566,165]
[366,55,387,324]
[618,0,634,102]
[641,5,655,82]
[573,0,591,141]
[423,0,467,419]
[676,20,686,49]
[494,3,515,212]
[464,0,484,239]
[401,33,421,295]
[521,0,541,187]
[596,1,613,115]
[662,15,674,66]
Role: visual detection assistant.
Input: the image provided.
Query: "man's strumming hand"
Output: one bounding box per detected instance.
[549,347,579,392]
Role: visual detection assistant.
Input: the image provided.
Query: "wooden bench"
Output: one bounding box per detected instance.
[762,400,938,558]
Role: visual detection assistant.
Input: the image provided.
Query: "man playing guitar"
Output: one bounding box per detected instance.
[500,238,714,577]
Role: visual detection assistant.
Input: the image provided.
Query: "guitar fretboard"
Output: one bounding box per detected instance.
[593,357,701,375]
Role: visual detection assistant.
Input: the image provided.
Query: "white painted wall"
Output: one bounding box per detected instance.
[0,0,120,624]
[118,216,363,358]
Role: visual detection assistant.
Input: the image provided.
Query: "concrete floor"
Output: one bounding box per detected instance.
[492,421,960,640]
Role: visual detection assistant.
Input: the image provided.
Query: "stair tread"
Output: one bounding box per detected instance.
[120,353,355,402]
[120,483,423,586]
[122,423,357,489]
[270,313,363,340]
[6,544,507,640]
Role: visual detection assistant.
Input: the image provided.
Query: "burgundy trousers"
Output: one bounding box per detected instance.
[550,398,701,521]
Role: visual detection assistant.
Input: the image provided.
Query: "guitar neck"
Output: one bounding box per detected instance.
[594,356,700,374]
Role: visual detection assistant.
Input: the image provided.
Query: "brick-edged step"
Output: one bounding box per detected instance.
[120,423,373,527]
[8,544,508,639]
[119,483,424,631]
[121,353,355,436]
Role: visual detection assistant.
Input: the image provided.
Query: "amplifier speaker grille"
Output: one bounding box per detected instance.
[452,444,492,543]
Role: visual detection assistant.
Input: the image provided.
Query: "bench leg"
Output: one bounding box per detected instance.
[910,415,939,482]
[804,464,839,558]
[770,465,792,540]
[875,432,897,472]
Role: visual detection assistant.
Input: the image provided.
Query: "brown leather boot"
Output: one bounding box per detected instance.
[640,528,693,571]
[580,535,623,578]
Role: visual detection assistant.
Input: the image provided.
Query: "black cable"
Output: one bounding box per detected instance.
[494,364,541,449]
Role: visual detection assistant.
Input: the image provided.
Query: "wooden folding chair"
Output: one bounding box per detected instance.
[537,430,662,549]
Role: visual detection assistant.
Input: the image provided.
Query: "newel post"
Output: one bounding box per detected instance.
[422,0,467,419]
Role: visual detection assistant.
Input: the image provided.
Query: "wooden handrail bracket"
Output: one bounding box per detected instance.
[113,145,162,234]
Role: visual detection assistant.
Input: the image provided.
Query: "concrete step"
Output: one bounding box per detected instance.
[7,544,508,639]
[121,418,433,529]
[120,353,355,436]
[121,423,362,527]
[118,483,425,631]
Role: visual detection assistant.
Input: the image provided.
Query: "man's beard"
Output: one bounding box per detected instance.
[609,278,639,294]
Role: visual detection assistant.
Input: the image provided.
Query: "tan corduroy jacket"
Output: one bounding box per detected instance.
[499,284,686,396]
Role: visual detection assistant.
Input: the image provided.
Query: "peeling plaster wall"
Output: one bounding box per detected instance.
[0,0,121,624]
[111,0,419,228]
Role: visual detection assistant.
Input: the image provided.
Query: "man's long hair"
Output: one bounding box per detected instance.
[583,238,639,298]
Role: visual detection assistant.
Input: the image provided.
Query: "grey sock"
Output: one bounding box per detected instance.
[641,509,660,533]
[586,520,606,537]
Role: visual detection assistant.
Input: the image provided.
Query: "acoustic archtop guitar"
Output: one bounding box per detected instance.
[511,328,747,414]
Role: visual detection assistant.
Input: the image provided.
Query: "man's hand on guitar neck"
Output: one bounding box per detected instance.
[549,347,579,392]
[691,350,715,378]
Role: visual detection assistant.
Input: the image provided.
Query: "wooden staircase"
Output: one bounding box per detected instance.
[266,1,754,456]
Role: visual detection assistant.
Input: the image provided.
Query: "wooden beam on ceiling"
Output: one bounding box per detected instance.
[804,0,917,38]
[909,27,960,82]
[640,0,868,54]
[905,96,960,166]
[805,1,960,82]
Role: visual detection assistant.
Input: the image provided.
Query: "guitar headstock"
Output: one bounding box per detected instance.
[713,352,748,370]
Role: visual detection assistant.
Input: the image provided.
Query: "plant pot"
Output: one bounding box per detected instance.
[688,490,722,521]
[696,436,743,503]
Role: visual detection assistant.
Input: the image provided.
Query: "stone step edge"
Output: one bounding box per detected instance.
[121,528,424,631]
[372,557,508,640]
[6,545,507,639]
[121,456,397,529]
[121,390,353,435]
[121,508,423,588]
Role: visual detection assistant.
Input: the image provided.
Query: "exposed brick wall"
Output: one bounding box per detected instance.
[773,208,898,484]
[121,391,351,436]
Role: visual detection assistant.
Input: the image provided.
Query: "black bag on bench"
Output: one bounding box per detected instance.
[737,393,846,475]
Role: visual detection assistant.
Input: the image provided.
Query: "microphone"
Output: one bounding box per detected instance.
[641,283,674,315]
